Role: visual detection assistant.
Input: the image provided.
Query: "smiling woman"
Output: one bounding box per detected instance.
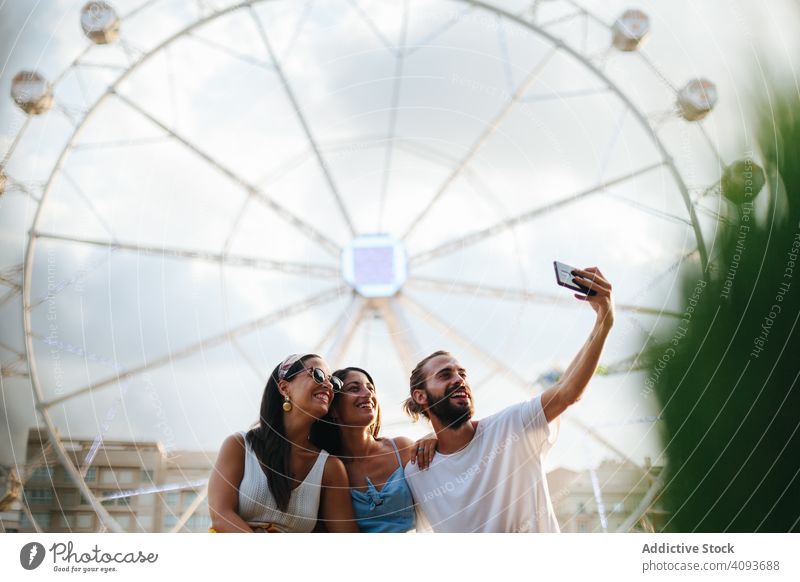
[315,366,437,533]
[207,353,357,533]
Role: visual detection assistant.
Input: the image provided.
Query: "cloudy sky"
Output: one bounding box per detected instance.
[1,0,799,479]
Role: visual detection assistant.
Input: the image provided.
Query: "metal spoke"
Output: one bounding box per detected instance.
[601,191,694,226]
[0,289,20,311]
[248,6,356,236]
[313,294,361,354]
[600,353,650,376]
[19,501,43,533]
[616,471,666,532]
[29,247,117,310]
[2,176,42,203]
[401,46,559,241]
[73,136,170,150]
[377,0,410,230]
[410,160,665,267]
[628,247,699,301]
[327,296,368,365]
[231,338,266,382]
[34,231,339,279]
[112,90,342,256]
[406,276,683,318]
[185,32,274,71]
[121,0,166,20]
[470,0,709,268]
[101,478,208,501]
[0,264,22,292]
[256,133,386,187]
[377,297,421,372]
[404,4,474,58]
[399,293,531,388]
[695,201,736,227]
[346,0,399,56]
[1,116,33,166]
[522,87,609,103]
[539,9,584,29]
[40,285,347,409]
[168,484,209,533]
[496,13,516,94]
[635,50,678,93]
[74,62,127,72]
[278,0,315,62]
[393,138,460,167]
[597,107,628,180]
[1,355,27,378]
[60,169,116,239]
[695,121,725,166]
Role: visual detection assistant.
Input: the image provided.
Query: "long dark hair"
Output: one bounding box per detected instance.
[246,354,320,512]
[315,367,382,458]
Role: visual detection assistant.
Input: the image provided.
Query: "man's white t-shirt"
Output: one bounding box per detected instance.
[404,395,560,533]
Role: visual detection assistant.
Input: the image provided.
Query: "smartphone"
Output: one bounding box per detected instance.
[553,261,597,296]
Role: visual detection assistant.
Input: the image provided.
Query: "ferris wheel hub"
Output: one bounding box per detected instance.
[341,234,408,298]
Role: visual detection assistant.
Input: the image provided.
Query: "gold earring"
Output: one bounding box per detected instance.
[282,394,292,412]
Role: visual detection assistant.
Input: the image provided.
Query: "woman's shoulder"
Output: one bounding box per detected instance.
[321,453,348,485]
[389,436,415,465]
[220,432,247,455]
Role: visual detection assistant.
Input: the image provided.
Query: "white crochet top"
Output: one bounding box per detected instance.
[237,431,329,533]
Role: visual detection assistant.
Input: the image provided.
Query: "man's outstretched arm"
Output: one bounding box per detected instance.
[541,266,615,423]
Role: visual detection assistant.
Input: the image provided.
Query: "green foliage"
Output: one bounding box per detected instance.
[652,91,800,532]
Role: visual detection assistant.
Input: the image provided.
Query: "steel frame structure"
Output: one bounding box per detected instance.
[1,0,733,533]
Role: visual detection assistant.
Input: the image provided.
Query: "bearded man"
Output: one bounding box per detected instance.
[403,266,614,532]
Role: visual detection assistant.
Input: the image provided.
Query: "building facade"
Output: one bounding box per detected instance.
[548,458,668,533]
[4,428,212,533]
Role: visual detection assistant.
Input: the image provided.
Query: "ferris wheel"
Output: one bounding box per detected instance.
[2,0,764,533]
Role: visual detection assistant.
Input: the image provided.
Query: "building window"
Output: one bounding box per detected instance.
[30,467,55,481]
[76,514,93,530]
[61,513,76,529]
[84,467,97,482]
[136,515,153,532]
[25,489,54,504]
[118,469,136,485]
[56,489,79,506]
[116,514,133,530]
[165,491,180,507]
[142,470,155,484]
[21,512,51,529]
[99,469,117,485]
[185,514,209,532]
[163,514,178,529]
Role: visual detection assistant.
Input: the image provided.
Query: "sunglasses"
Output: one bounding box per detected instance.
[303,367,343,392]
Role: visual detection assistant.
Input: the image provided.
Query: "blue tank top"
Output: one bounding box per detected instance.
[350,439,415,533]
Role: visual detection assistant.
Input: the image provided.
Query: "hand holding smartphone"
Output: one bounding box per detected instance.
[554,261,598,296]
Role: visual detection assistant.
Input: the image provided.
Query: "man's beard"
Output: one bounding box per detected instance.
[426,385,474,429]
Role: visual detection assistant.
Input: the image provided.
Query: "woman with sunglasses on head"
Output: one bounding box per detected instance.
[208,353,358,532]
[316,367,437,533]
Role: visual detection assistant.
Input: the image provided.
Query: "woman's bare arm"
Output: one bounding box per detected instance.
[208,434,254,533]
[317,456,358,533]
